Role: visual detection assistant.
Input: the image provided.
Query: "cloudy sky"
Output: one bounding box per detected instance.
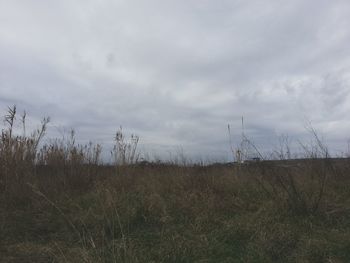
[1,0,350,161]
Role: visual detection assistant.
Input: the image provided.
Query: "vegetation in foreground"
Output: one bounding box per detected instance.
[1,106,350,262]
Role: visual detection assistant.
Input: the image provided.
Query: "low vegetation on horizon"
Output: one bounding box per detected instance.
[1,106,350,262]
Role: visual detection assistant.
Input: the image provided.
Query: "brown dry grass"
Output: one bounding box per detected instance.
[1,106,350,262]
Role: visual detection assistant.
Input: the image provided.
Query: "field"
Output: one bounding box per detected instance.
[1,107,350,262]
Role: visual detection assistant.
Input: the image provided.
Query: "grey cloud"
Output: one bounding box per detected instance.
[1,0,350,160]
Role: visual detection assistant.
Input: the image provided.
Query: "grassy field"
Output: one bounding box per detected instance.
[1,106,350,262]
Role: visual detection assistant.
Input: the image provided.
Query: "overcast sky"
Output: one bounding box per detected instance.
[1,0,350,161]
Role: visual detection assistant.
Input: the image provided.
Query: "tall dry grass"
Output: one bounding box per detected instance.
[1,106,350,262]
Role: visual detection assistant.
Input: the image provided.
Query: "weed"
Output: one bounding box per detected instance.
[1,106,350,262]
